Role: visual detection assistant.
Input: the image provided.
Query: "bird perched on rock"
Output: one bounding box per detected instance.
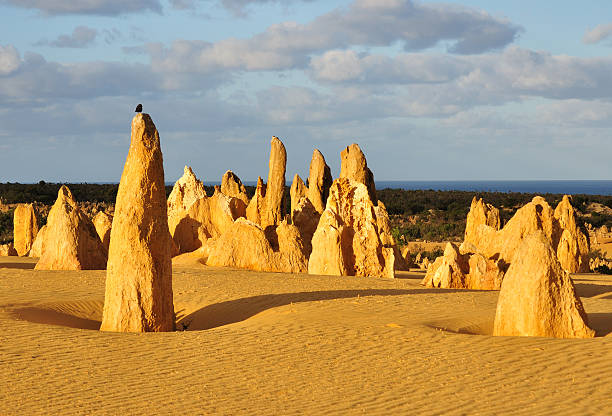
[135,104,143,113]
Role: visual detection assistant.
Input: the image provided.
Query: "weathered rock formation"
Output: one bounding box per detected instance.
[93,211,113,251]
[13,204,39,256]
[306,149,333,214]
[221,170,249,205]
[308,178,395,278]
[167,166,207,239]
[461,195,589,275]
[290,149,333,257]
[28,225,46,257]
[35,186,107,270]
[246,137,286,229]
[0,243,17,256]
[205,218,307,273]
[554,195,590,273]
[173,189,246,253]
[422,243,504,290]
[493,231,594,338]
[100,113,175,332]
[339,143,376,203]
[290,174,307,215]
[463,197,501,248]
[246,177,266,225]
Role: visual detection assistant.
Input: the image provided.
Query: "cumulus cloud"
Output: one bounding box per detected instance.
[36,26,98,48]
[310,47,612,103]
[583,23,612,44]
[0,0,162,15]
[147,0,521,74]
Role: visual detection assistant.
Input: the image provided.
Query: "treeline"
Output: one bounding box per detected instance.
[1,183,611,244]
[0,182,257,204]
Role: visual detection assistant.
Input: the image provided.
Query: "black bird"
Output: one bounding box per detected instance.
[135,103,143,113]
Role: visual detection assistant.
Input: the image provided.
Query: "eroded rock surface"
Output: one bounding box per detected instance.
[221,170,249,205]
[35,186,107,270]
[101,113,175,332]
[13,203,39,256]
[493,231,594,338]
[93,211,113,251]
[308,178,394,278]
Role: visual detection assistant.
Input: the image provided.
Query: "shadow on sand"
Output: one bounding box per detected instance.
[13,307,101,330]
[177,288,463,331]
[588,313,612,337]
[0,262,36,270]
[574,283,612,299]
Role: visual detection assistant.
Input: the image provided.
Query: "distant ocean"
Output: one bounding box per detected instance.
[374,180,612,196]
[196,180,612,196]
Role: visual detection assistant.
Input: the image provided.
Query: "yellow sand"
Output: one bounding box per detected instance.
[1,256,611,415]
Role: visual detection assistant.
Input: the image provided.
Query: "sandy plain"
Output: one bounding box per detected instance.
[1,255,611,415]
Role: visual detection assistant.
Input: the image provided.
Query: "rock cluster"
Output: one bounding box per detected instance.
[35,186,107,270]
[205,218,307,273]
[13,204,39,256]
[422,243,504,290]
[308,177,395,278]
[493,231,594,338]
[425,195,590,289]
[101,113,175,333]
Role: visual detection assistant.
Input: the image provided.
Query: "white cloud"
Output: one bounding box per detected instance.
[309,47,612,103]
[583,23,612,44]
[0,45,20,75]
[0,0,162,15]
[146,0,521,75]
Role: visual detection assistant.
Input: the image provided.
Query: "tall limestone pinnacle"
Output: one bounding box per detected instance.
[100,113,175,332]
[262,136,287,228]
[307,149,332,214]
[247,137,287,229]
[339,143,376,203]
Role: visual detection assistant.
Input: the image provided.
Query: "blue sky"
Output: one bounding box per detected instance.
[0,0,611,183]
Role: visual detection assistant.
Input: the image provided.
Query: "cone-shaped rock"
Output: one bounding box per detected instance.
[35,186,107,270]
[246,176,266,225]
[290,174,307,215]
[261,136,287,228]
[93,211,113,251]
[13,203,39,256]
[554,195,590,273]
[221,170,249,205]
[340,143,376,203]
[28,225,46,257]
[307,149,332,213]
[464,197,501,248]
[100,113,175,332]
[493,231,594,338]
[167,166,207,241]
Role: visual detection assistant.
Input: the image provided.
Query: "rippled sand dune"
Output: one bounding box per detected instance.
[1,256,611,415]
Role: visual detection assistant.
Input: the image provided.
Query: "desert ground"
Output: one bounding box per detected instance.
[1,256,610,415]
